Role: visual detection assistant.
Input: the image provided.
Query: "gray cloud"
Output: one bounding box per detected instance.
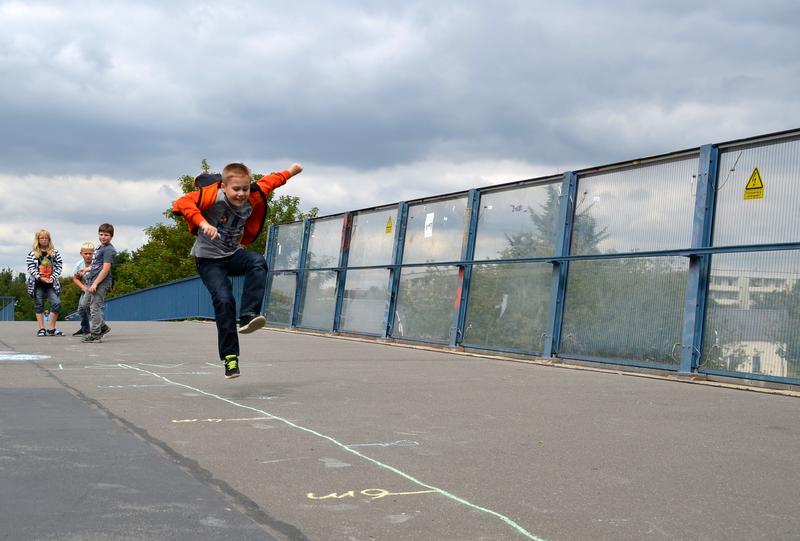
[0,0,798,274]
[3,1,798,177]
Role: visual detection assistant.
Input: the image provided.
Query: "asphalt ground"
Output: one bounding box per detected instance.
[1,321,799,541]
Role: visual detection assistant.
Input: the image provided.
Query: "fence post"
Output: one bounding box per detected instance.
[680,144,719,373]
[450,189,481,347]
[332,213,353,332]
[544,172,578,357]
[290,219,312,328]
[384,202,409,338]
[262,224,278,316]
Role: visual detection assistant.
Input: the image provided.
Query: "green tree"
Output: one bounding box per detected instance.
[464,185,610,353]
[501,186,608,259]
[0,268,32,320]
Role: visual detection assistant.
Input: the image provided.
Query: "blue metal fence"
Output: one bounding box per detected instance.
[104,128,800,387]
[0,296,15,321]
[104,276,244,321]
[262,129,800,385]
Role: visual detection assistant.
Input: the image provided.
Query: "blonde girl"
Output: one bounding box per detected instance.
[25,229,65,336]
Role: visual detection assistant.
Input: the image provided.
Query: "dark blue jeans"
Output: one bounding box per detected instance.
[33,283,62,314]
[77,292,90,332]
[196,249,268,360]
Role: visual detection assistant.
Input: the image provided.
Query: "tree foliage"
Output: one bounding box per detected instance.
[0,269,32,320]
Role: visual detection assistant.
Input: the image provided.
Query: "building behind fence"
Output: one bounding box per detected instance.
[105,129,800,387]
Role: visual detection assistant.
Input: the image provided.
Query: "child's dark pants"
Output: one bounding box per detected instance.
[196,249,268,360]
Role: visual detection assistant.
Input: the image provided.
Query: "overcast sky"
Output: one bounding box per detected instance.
[1,0,798,276]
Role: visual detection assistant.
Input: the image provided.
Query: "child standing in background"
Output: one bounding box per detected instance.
[26,229,65,336]
[81,224,117,343]
[71,242,94,336]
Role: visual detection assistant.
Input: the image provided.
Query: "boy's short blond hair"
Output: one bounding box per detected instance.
[80,242,95,252]
[222,163,251,183]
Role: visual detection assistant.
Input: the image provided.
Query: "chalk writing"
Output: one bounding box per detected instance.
[307,488,438,500]
[348,440,419,448]
[172,416,271,423]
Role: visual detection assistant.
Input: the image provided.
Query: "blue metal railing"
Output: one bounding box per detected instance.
[103,275,244,321]
[0,296,15,321]
[105,128,800,387]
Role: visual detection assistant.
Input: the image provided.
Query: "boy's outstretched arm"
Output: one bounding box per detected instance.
[255,163,303,195]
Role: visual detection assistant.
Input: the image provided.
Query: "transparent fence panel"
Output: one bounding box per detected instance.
[349,207,398,267]
[714,137,800,246]
[403,196,468,264]
[392,266,459,342]
[307,217,344,269]
[272,222,304,270]
[572,157,698,254]
[473,182,560,260]
[340,269,391,335]
[298,270,337,330]
[701,251,800,379]
[560,257,688,366]
[265,272,296,325]
[463,263,552,352]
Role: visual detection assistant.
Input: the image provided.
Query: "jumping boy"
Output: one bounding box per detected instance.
[82,224,116,343]
[172,162,303,379]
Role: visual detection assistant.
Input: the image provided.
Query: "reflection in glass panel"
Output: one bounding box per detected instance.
[403,197,468,264]
[560,257,687,366]
[265,272,296,325]
[714,138,800,246]
[392,266,459,342]
[272,223,303,270]
[298,270,337,330]
[572,157,697,254]
[474,183,560,260]
[349,207,398,267]
[702,251,800,379]
[307,217,344,269]
[463,263,551,353]
[340,269,391,335]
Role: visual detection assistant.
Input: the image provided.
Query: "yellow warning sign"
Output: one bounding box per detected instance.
[743,167,764,200]
[385,215,393,234]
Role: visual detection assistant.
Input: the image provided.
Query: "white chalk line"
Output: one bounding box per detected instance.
[118,363,545,541]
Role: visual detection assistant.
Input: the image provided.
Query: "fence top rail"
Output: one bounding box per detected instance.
[267,241,800,273]
[271,127,800,228]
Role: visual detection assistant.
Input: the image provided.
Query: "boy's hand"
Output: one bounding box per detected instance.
[288,163,303,176]
[199,221,218,240]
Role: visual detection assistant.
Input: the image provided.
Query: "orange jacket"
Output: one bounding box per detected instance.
[172,170,291,245]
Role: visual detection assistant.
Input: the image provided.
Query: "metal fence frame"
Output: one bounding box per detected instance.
[263,129,800,386]
[101,129,799,387]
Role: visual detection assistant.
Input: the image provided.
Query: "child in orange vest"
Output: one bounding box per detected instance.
[173,162,303,378]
